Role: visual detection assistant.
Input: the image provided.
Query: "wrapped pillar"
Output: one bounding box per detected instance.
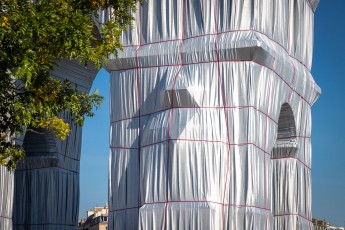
[106,0,320,229]
[0,166,13,230]
[13,60,97,230]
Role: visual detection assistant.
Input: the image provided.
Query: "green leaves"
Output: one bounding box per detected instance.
[0,0,138,170]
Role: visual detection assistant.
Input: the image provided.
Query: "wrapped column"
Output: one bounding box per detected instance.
[0,166,14,230]
[13,60,97,230]
[107,0,320,229]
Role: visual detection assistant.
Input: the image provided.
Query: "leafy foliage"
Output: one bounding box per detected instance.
[0,0,139,170]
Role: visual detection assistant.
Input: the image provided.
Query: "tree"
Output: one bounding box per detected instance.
[0,0,139,170]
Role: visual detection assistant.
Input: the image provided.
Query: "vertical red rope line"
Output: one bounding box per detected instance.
[264,34,277,230]
[288,0,297,105]
[288,3,311,227]
[288,59,296,104]
[289,1,313,228]
[310,0,317,104]
[135,2,142,219]
[310,0,317,105]
[164,0,186,229]
[287,0,291,56]
[289,0,317,106]
[264,76,273,230]
[214,1,233,230]
[302,101,312,230]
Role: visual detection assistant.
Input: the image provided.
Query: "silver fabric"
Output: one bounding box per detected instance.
[12,60,97,230]
[0,166,13,230]
[107,0,320,229]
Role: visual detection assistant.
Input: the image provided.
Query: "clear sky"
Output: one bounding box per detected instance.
[79,1,345,226]
[311,0,345,226]
[79,68,109,218]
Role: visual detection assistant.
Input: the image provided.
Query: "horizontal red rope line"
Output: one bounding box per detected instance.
[122,28,313,72]
[109,204,313,223]
[271,157,311,170]
[274,213,312,223]
[110,139,311,170]
[109,200,270,213]
[112,139,266,153]
[23,151,80,162]
[109,146,138,150]
[58,155,79,161]
[111,106,278,125]
[112,59,256,71]
[13,223,77,226]
[15,166,79,174]
[110,60,313,106]
[230,142,268,155]
[111,139,268,153]
[110,108,170,124]
[140,139,169,148]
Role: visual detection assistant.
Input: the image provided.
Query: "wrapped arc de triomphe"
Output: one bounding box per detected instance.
[0,0,320,229]
[106,0,320,229]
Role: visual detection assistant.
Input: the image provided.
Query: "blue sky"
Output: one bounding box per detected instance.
[311,0,345,226]
[79,68,109,218]
[79,1,345,226]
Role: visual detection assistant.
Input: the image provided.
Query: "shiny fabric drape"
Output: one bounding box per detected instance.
[11,60,97,230]
[106,0,320,229]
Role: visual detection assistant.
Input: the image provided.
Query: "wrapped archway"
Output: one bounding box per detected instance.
[271,102,312,229]
[271,103,298,159]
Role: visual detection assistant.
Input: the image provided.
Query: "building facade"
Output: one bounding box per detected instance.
[312,218,345,230]
[79,206,108,230]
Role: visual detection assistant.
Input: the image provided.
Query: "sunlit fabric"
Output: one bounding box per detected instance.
[106,0,320,229]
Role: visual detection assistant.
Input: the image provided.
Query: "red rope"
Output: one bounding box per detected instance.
[108,59,314,106]
[164,0,186,228]
[274,213,312,223]
[15,165,79,174]
[135,2,142,217]
[213,0,233,229]
[111,1,316,227]
[302,101,313,229]
[111,105,278,125]
[264,62,274,230]
[110,200,271,213]
[122,28,314,73]
[13,223,77,226]
[110,139,312,170]
[109,200,315,225]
